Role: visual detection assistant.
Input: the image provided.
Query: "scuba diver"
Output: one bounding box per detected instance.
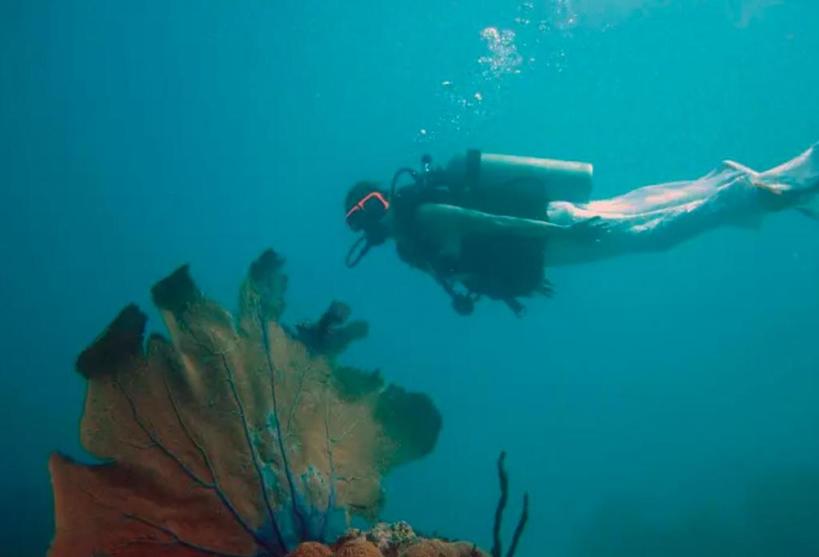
[344,150,594,315]
[344,142,819,316]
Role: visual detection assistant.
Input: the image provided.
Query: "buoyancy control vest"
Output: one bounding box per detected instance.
[391,150,593,313]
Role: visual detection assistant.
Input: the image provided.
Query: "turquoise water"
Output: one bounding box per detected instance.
[2,1,819,555]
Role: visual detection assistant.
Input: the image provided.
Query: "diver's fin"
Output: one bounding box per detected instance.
[796,207,819,222]
[795,191,819,222]
[536,279,555,298]
[504,298,526,317]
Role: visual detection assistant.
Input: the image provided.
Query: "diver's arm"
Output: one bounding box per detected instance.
[416,203,571,240]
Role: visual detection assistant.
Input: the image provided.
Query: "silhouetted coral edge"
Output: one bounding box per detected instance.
[151,263,202,316]
[75,304,147,379]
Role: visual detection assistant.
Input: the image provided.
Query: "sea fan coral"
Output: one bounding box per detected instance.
[48,249,442,557]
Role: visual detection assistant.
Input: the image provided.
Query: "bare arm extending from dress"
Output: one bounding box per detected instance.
[415,203,586,259]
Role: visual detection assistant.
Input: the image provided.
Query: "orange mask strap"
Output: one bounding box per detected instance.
[345,191,390,220]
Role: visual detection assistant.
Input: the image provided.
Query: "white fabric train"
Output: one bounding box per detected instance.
[545,142,819,266]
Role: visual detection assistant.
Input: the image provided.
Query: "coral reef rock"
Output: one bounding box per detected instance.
[285,523,487,557]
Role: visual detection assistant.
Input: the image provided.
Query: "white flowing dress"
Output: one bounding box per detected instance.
[544,142,819,266]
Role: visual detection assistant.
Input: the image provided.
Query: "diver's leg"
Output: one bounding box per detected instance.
[545,142,819,267]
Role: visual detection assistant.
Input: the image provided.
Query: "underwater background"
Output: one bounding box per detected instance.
[2,1,819,555]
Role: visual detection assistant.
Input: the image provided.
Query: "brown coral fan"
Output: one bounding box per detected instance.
[48,249,442,557]
[294,301,369,358]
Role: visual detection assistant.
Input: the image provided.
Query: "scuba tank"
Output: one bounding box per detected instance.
[445,151,594,205]
[438,149,593,315]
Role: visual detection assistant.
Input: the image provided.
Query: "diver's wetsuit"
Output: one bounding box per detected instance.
[390,165,552,314]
